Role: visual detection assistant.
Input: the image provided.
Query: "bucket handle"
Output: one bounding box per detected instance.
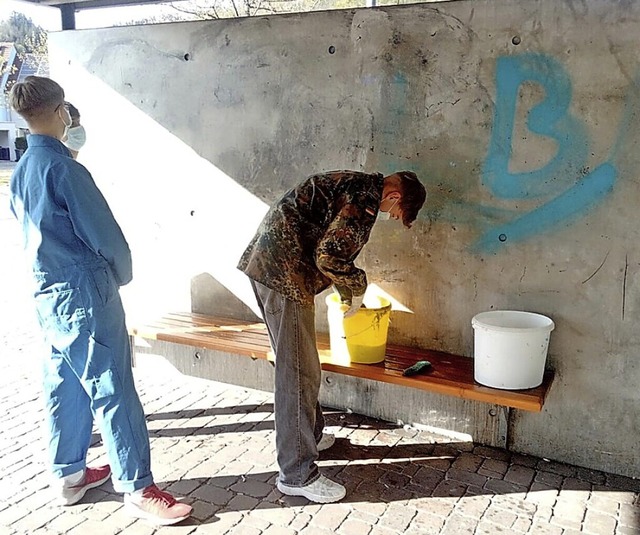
[341,309,389,339]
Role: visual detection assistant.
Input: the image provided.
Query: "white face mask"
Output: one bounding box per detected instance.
[377,198,398,221]
[65,125,86,151]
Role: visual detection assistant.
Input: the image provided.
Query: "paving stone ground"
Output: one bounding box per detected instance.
[0,161,638,534]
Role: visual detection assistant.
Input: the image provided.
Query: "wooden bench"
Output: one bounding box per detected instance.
[129,312,554,412]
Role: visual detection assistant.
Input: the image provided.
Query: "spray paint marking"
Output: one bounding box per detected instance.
[474,163,615,251]
[378,73,421,175]
[475,53,620,252]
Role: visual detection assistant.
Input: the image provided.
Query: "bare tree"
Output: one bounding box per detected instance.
[125,0,448,25]
[167,0,302,19]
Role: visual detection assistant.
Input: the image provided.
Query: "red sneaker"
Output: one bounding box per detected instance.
[125,484,192,526]
[60,465,112,506]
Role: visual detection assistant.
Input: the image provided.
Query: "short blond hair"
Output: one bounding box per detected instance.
[9,76,65,120]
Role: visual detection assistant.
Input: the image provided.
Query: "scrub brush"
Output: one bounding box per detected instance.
[402,360,432,376]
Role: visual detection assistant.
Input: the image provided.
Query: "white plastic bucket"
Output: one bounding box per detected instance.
[471,310,554,390]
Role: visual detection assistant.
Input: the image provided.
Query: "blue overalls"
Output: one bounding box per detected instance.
[10,135,153,493]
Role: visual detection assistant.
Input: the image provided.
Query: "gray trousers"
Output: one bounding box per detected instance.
[251,280,325,486]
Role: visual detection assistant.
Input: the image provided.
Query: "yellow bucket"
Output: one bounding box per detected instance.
[325,292,392,364]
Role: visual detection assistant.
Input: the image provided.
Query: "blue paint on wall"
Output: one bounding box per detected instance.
[474,163,616,251]
[483,53,589,199]
[475,53,618,252]
[378,72,421,176]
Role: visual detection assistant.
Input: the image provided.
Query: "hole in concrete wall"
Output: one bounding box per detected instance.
[328,45,336,54]
[184,53,191,61]
[499,234,507,242]
[512,36,521,45]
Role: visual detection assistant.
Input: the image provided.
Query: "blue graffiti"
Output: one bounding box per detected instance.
[378,73,421,176]
[475,53,618,252]
[474,164,616,251]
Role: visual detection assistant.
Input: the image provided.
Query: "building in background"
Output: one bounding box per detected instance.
[0,42,49,161]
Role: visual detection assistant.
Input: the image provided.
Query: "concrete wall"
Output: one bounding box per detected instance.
[49,0,640,478]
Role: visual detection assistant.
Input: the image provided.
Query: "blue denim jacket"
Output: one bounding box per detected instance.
[9,134,132,289]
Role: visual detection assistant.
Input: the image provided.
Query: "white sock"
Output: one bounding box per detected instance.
[60,469,84,487]
[127,487,145,501]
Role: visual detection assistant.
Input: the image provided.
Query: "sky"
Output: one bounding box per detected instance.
[0,1,179,31]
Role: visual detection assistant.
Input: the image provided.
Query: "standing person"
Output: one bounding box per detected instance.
[63,102,86,159]
[238,170,427,503]
[8,76,192,526]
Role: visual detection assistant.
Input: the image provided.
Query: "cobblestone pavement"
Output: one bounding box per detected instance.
[0,164,639,534]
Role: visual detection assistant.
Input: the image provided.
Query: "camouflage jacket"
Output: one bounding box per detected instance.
[238,171,384,306]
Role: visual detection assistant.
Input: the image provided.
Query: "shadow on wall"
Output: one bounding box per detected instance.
[191,272,262,322]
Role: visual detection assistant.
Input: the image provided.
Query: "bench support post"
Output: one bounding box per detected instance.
[130,335,137,368]
[496,406,510,449]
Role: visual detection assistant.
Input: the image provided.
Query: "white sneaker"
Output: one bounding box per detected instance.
[277,474,346,503]
[317,433,335,452]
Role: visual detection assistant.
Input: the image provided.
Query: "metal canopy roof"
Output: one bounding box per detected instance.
[16,0,173,29]
[18,0,167,9]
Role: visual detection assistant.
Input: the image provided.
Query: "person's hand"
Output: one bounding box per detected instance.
[344,294,365,318]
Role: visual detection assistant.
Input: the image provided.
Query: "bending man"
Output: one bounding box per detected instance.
[238,169,427,503]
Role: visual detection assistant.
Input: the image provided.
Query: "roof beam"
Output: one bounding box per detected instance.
[60,4,76,30]
[16,0,168,10]
[17,0,170,29]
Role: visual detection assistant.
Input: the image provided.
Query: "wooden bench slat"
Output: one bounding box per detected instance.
[154,332,271,357]
[130,313,554,412]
